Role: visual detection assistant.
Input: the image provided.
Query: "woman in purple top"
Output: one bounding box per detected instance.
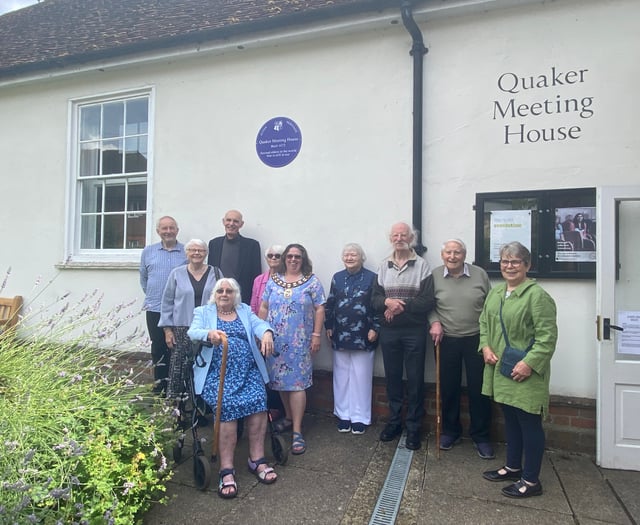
[250,244,283,314]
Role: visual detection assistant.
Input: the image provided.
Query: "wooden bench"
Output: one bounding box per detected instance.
[0,295,23,333]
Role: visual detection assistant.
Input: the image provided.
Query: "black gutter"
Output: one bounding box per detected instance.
[400,0,428,256]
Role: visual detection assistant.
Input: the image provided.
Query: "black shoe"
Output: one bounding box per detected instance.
[482,467,522,482]
[501,479,543,498]
[379,424,402,442]
[405,431,421,450]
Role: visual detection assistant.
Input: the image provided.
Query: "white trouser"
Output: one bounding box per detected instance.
[332,349,375,425]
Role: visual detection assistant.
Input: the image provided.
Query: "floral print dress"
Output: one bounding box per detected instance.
[201,317,267,421]
[263,274,326,391]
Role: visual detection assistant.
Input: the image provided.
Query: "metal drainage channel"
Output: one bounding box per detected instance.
[368,434,414,525]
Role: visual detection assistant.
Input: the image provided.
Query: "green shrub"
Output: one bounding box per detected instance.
[0,274,174,524]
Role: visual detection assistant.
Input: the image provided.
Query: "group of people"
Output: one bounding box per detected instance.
[140,212,557,501]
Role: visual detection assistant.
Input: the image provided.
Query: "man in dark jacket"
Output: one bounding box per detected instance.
[207,209,261,305]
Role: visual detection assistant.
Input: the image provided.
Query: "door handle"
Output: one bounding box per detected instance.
[603,317,624,340]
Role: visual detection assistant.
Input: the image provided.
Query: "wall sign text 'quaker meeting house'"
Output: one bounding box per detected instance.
[256,117,302,168]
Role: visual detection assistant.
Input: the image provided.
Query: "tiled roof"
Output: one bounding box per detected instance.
[0,0,403,79]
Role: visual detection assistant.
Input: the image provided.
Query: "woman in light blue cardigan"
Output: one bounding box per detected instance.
[159,239,221,398]
[188,277,276,499]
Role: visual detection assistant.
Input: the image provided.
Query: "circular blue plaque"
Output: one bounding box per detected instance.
[256,117,302,168]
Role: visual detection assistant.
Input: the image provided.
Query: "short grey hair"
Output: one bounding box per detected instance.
[499,241,531,266]
[156,215,178,228]
[388,222,418,248]
[184,238,207,253]
[209,278,242,306]
[342,242,366,262]
[441,239,467,254]
[264,244,284,257]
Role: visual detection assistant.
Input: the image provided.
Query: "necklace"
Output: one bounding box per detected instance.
[272,273,311,298]
[218,309,235,315]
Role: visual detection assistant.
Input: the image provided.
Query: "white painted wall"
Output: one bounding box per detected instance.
[0,0,637,399]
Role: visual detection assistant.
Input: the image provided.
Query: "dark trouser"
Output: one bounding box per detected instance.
[379,324,428,433]
[438,334,492,443]
[146,310,169,393]
[501,403,545,483]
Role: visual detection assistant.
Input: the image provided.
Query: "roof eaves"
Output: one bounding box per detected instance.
[0,0,404,80]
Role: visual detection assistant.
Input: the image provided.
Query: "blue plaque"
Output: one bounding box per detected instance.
[256,117,302,168]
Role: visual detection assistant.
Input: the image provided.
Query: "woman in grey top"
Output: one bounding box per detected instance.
[159,239,221,398]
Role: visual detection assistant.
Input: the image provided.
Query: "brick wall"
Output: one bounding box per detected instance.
[308,370,596,456]
[119,352,596,456]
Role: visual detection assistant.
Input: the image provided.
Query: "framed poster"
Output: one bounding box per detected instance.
[474,187,596,279]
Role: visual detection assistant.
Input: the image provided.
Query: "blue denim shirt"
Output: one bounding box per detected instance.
[139,241,187,312]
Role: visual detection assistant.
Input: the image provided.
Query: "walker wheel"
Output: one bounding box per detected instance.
[272,434,288,465]
[172,440,183,463]
[193,454,211,491]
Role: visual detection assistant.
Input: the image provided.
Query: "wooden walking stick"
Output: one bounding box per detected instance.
[212,332,229,461]
[435,342,442,460]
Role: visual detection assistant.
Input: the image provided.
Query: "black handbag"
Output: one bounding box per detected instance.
[499,300,534,379]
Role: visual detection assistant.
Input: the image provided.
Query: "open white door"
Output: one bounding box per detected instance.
[596,186,640,470]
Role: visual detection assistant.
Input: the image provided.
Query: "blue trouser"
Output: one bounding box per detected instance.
[501,403,545,483]
[438,334,492,443]
[379,324,427,433]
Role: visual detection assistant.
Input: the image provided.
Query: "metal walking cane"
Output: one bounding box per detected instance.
[435,342,442,460]
[212,332,229,461]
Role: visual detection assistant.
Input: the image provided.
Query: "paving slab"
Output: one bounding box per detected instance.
[549,451,633,525]
[143,413,640,525]
[601,468,640,524]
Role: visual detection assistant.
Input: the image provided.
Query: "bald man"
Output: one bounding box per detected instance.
[207,210,261,305]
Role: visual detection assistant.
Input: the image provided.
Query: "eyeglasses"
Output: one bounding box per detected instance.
[499,259,524,267]
[215,288,235,294]
[266,253,281,259]
[286,254,302,260]
[187,249,205,253]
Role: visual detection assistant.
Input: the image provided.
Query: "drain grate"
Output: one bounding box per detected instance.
[368,434,414,525]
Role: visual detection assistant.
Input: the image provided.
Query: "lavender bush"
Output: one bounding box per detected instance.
[0,269,174,524]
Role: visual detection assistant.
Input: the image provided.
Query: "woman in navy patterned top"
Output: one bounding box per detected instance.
[324,243,380,434]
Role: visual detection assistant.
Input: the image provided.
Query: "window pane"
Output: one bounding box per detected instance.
[80,215,101,249]
[124,136,147,173]
[126,214,146,249]
[127,181,146,211]
[81,180,103,213]
[102,139,123,175]
[126,98,148,135]
[104,182,125,212]
[73,94,149,255]
[80,105,100,141]
[79,142,100,177]
[103,101,124,139]
[104,215,124,249]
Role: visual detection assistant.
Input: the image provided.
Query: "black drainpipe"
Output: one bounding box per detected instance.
[401,1,428,256]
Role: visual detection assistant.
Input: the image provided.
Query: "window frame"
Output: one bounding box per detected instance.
[65,87,154,266]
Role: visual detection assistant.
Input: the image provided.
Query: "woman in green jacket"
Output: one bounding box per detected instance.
[479,241,557,498]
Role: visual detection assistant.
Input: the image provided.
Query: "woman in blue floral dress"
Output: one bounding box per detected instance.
[259,243,326,455]
[189,278,277,499]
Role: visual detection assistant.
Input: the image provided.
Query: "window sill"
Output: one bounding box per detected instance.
[56,261,139,270]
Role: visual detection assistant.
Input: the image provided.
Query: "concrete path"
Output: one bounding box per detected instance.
[143,412,639,525]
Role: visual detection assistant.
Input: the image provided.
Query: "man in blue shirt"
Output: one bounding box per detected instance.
[140,216,187,395]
